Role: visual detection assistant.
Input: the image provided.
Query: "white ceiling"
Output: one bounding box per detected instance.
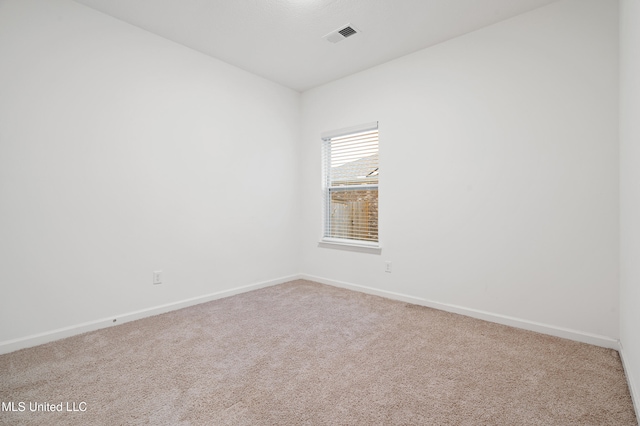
[73,0,559,92]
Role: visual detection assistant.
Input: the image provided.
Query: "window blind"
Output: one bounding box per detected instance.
[322,124,379,244]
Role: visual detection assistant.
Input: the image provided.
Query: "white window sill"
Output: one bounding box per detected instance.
[318,239,382,254]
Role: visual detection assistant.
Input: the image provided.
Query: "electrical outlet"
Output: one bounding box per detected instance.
[385,261,392,273]
[153,270,162,285]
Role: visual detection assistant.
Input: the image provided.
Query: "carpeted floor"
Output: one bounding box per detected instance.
[0,280,637,425]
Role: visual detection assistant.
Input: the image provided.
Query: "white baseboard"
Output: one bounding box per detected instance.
[0,274,301,355]
[619,341,640,422]
[301,274,620,350]
[1,273,621,355]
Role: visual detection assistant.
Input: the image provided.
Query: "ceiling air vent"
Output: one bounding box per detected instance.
[323,24,360,44]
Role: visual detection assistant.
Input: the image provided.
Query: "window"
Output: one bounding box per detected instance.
[322,122,379,246]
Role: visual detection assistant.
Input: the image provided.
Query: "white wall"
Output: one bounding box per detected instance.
[620,0,640,412]
[0,0,300,345]
[0,0,626,361]
[300,0,619,344]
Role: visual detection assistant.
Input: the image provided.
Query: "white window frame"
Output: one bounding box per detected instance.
[320,122,380,252]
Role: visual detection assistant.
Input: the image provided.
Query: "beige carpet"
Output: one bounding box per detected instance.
[0,280,637,425]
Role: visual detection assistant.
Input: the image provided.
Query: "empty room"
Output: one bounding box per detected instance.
[1,0,639,424]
